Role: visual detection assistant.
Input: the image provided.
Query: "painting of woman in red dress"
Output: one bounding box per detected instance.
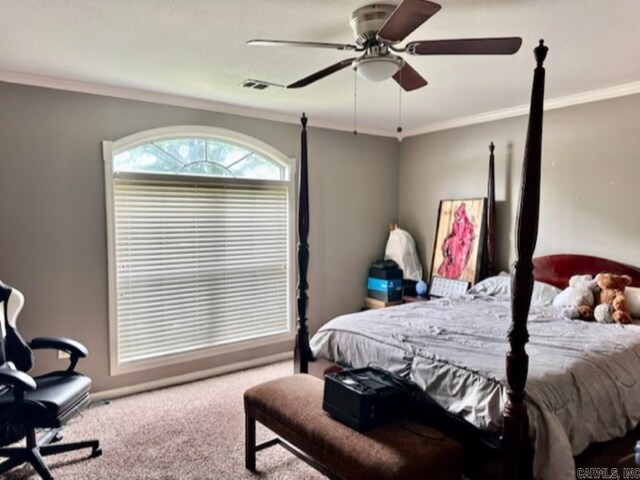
[437,203,476,279]
[432,198,486,283]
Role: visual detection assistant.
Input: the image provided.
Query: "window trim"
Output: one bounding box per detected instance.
[103,126,297,376]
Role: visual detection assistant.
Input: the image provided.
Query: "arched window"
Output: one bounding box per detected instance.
[104,127,294,374]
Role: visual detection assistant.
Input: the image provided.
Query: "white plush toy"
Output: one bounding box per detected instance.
[594,304,615,323]
[552,274,599,320]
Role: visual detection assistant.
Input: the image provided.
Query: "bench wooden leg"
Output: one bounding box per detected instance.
[245,414,256,471]
[244,412,342,479]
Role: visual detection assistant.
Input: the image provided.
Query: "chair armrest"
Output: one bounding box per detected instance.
[30,336,88,358]
[30,336,88,372]
[0,368,37,391]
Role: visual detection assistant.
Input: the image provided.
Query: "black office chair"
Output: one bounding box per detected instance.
[0,281,101,479]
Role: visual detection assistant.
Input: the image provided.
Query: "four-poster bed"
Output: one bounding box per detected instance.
[295,41,548,478]
[291,41,640,479]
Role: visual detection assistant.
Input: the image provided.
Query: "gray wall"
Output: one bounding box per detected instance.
[0,81,399,392]
[399,93,640,277]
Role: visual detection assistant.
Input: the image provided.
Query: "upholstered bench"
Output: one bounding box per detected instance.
[244,374,463,480]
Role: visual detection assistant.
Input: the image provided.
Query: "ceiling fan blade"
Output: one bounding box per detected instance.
[406,37,523,55]
[247,39,358,51]
[286,58,357,89]
[377,0,441,43]
[393,62,428,91]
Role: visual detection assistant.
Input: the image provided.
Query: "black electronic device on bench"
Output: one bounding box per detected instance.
[322,367,410,432]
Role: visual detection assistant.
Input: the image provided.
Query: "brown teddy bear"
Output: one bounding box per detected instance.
[595,273,633,324]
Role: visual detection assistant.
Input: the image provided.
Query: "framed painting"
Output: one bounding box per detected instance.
[430,198,487,285]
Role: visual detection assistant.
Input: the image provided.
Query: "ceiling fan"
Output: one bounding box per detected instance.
[247,0,522,91]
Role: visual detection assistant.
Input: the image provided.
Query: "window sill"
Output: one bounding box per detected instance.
[109,331,294,376]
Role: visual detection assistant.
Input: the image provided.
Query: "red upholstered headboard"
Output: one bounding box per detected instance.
[533,254,640,289]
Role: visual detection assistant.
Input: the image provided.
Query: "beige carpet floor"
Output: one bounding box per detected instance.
[4,361,325,479]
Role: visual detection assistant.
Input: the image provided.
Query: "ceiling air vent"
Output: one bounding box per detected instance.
[241,79,285,90]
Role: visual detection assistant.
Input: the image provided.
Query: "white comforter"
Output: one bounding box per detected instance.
[310,296,640,480]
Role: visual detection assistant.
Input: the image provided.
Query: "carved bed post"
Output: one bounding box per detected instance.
[486,142,496,277]
[502,40,548,480]
[294,113,312,374]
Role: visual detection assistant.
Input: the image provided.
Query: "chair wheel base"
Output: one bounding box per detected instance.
[91,447,102,458]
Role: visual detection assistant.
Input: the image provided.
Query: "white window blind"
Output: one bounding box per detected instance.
[113,179,290,364]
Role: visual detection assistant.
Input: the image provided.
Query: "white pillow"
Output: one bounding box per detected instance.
[467,276,510,298]
[626,287,640,318]
[532,281,562,306]
[467,275,561,306]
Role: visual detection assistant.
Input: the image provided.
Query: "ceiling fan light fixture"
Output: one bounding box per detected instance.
[354,55,404,82]
[248,1,521,91]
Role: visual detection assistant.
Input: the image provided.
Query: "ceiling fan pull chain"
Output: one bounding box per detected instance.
[397,72,403,142]
[353,69,358,135]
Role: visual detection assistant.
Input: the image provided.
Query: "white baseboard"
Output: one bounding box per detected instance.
[91,351,293,401]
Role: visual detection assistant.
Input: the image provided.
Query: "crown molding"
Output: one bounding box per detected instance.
[2,69,639,139]
[0,70,391,137]
[403,80,640,137]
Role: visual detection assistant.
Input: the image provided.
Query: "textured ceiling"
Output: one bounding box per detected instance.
[1,0,639,136]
